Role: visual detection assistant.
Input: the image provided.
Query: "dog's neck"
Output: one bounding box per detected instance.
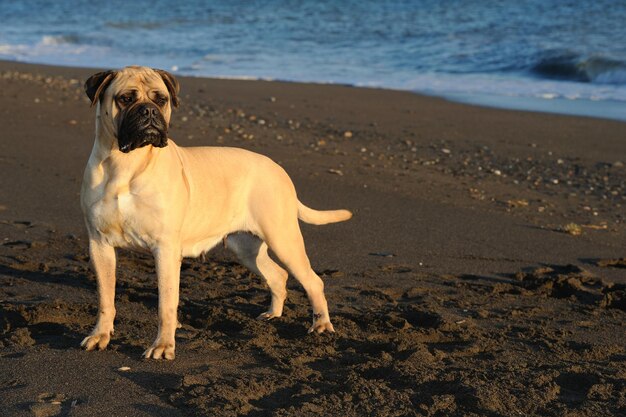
[91,102,118,156]
[89,113,157,182]
[86,136,159,198]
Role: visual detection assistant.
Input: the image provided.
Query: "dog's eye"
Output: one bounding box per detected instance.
[155,96,168,106]
[118,95,134,105]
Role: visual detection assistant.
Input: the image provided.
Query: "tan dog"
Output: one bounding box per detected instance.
[80,66,351,360]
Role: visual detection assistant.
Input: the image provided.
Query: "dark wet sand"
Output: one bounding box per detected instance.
[0,61,624,416]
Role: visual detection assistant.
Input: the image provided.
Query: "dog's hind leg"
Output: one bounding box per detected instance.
[263,222,334,334]
[226,233,288,320]
[81,239,117,351]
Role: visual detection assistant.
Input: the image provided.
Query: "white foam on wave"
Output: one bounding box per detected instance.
[40,35,79,46]
[0,35,151,69]
[0,35,92,61]
[391,72,626,103]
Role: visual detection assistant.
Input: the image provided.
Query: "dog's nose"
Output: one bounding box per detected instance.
[142,106,159,118]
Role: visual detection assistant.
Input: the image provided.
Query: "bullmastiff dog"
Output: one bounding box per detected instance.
[80,66,352,359]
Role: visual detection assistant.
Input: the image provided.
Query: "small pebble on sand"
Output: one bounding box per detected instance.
[561,223,583,236]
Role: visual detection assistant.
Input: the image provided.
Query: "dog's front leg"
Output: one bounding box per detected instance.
[81,239,117,351]
[143,244,181,360]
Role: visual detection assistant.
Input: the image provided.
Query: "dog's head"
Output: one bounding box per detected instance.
[85,66,180,153]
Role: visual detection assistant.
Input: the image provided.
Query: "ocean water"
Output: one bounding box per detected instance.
[1,0,625,120]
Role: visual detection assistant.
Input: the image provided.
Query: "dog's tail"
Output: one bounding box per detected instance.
[297,201,352,225]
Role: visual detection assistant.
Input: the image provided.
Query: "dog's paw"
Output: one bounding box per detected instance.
[80,331,112,351]
[308,319,335,334]
[256,311,281,321]
[143,340,175,360]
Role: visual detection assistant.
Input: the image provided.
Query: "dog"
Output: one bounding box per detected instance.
[79,66,352,359]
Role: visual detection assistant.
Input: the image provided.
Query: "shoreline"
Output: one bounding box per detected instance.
[1,60,625,416]
[439,90,626,123]
[2,58,625,124]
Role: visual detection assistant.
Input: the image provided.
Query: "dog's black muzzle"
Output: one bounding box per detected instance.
[117,102,168,153]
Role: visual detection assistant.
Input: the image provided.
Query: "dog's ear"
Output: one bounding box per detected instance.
[154,69,180,108]
[85,70,117,107]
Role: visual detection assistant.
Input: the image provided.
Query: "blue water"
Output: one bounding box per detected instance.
[1,0,626,120]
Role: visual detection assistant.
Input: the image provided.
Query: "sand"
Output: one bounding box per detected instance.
[0,61,624,416]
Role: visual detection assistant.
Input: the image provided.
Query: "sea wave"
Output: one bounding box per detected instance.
[531,52,626,85]
[105,21,169,30]
[40,34,81,46]
[0,35,107,64]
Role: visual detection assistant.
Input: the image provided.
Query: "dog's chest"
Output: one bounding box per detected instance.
[89,186,160,249]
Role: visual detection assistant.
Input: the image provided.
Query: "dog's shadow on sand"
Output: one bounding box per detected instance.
[0,260,154,355]
[0,261,93,350]
[0,255,287,357]
[0,262,92,291]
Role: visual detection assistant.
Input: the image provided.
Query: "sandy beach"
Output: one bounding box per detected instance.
[0,61,624,416]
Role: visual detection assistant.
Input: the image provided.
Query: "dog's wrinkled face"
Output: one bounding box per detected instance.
[85,66,180,153]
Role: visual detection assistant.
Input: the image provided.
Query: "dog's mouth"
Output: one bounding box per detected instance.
[118,127,168,153]
[117,106,168,153]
